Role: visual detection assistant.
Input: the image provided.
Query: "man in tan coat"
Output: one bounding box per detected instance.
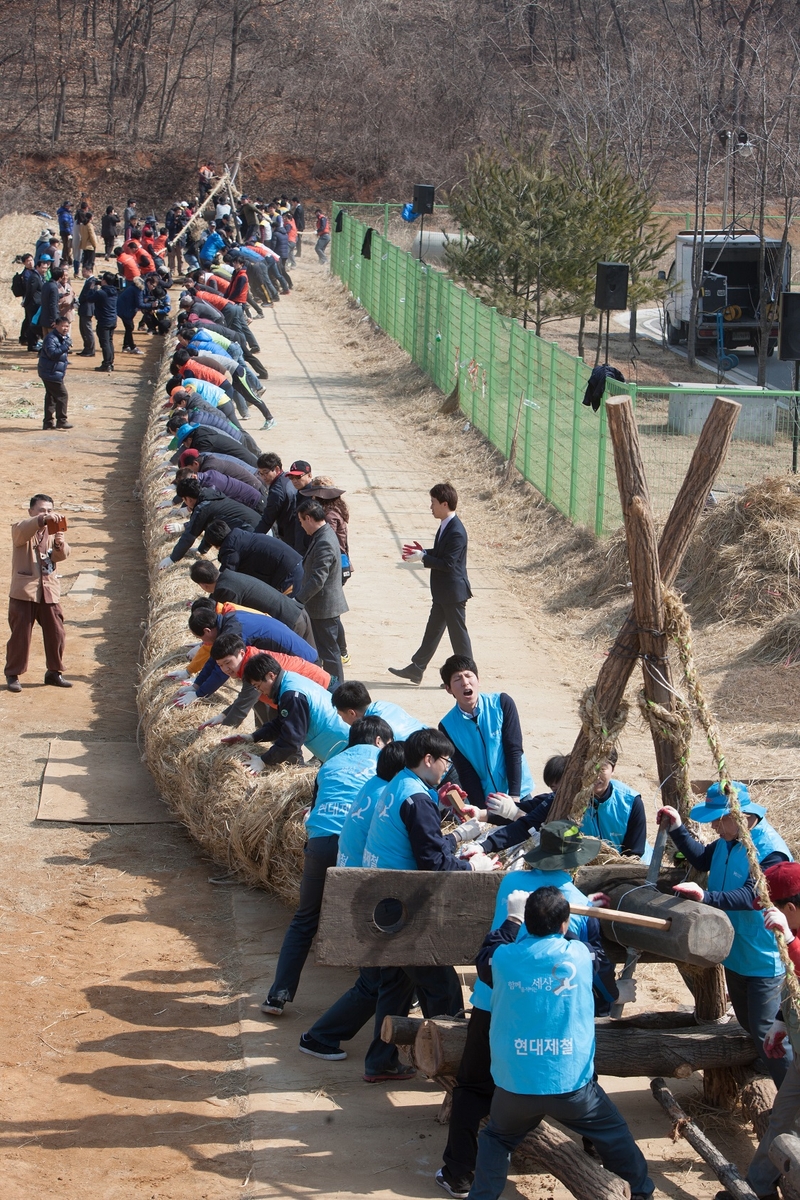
[4,493,72,692]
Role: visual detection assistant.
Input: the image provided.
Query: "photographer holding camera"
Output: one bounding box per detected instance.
[4,494,71,692]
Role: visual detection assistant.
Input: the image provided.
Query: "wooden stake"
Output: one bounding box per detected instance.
[650,1077,759,1200]
[569,903,671,930]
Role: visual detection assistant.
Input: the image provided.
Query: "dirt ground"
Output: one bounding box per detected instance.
[0,211,797,1200]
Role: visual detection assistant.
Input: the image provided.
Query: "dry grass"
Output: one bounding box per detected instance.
[747,612,800,666]
[679,477,800,624]
[136,339,315,908]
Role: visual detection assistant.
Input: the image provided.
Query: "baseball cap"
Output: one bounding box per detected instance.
[287,460,311,476]
[178,449,200,467]
[765,863,800,904]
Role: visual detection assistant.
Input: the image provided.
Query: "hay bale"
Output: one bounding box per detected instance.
[680,477,800,624]
[135,338,316,905]
[747,612,800,666]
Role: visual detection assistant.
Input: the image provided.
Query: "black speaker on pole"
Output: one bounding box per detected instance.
[413,184,435,215]
[594,262,630,311]
[779,292,800,361]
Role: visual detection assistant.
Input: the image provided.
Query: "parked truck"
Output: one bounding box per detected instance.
[664,230,790,356]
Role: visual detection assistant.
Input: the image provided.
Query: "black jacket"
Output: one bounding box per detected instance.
[40,279,60,328]
[256,472,298,543]
[214,568,305,630]
[77,277,96,318]
[91,282,118,328]
[24,270,44,310]
[217,528,302,592]
[423,515,471,605]
[198,453,268,497]
[168,488,258,562]
[182,426,258,465]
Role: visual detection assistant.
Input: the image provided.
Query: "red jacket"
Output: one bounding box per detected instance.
[236,644,330,692]
[194,288,229,313]
[227,267,249,305]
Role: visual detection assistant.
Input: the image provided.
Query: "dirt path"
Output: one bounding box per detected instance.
[0,228,763,1200]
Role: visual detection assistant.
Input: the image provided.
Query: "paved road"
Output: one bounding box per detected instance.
[621,309,798,390]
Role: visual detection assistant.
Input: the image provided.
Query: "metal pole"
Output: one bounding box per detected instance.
[722,134,731,229]
[419,211,425,263]
[793,360,800,474]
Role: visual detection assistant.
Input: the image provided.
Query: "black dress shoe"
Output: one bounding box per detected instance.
[56,422,74,430]
[388,664,424,684]
[77,351,96,357]
[44,671,73,688]
[6,675,21,693]
[42,423,56,430]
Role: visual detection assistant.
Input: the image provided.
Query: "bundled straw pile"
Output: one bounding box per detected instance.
[136,342,314,907]
[747,612,800,667]
[680,477,800,624]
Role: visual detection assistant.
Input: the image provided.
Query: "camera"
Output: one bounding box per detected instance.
[45,516,68,534]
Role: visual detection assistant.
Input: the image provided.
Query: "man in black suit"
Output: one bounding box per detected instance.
[389,482,473,685]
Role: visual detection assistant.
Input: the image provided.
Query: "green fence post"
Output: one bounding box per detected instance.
[487,307,497,444]
[507,320,518,458]
[568,355,583,521]
[545,341,557,502]
[384,203,390,238]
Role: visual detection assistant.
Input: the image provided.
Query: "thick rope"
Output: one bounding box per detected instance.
[636,688,695,822]
[572,687,630,823]
[662,587,800,1016]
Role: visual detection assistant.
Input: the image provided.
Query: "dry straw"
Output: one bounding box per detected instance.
[136,340,315,907]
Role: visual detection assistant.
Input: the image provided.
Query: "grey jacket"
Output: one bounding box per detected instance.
[294,523,348,619]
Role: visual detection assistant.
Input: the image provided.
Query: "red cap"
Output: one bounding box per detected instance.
[287,459,311,476]
[765,862,800,903]
[178,449,200,467]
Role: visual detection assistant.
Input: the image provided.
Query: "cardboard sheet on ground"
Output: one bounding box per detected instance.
[38,740,174,823]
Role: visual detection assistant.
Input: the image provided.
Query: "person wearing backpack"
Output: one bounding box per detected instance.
[12,254,35,346]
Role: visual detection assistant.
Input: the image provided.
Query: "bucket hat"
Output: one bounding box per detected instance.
[524,820,601,871]
[689,780,765,824]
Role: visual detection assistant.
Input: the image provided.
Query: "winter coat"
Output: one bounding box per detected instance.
[37,329,70,383]
[39,279,60,329]
[92,282,118,328]
[295,523,349,620]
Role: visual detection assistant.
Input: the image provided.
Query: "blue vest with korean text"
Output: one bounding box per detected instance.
[366,700,426,740]
[471,869,590,1012]
[489,931,596,1095]
[277,670,349,763]
[337,775,388,867]
[305,744,380,839]
[363,768,437,870]
[708,820,791,978]
[580,780,652,864]
[440,693,534,799]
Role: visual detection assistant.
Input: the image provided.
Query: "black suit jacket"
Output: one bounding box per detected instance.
[423,514,471,605]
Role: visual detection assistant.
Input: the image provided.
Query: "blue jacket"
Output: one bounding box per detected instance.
[363,767,470,872]
[484,928,596,1095]
[92,283,118,327]
[580,779,651,863]
[441,693,533,803]
[365,700,425,740]
[58,205,74,234]
[199,231,226,263]
[337,775,389,867]
[272,226,289,258]
[306,744,380,839]
[470,869,591,1012]
[116,283,142,320]
[253,670,348,763]
[38,329,70,383]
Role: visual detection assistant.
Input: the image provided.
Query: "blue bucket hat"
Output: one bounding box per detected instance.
[167,422,199,451]
[690,780,765,824]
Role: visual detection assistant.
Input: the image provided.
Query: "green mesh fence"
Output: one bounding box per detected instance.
[331,209,800,535]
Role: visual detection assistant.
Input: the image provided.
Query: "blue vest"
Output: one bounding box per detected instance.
[489,932,596,1095]
[708,820,792,978]
[471,869,591,1012]
[580,780,652,864]
[366,700,426,740]
[440,694,534,799]
[337,775,388,866]
[277,670,349,763]
[187,379,228,408]
[305,744,379,839]
[363,768,437,870]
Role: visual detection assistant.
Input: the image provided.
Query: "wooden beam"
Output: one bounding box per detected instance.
[550,395,741,820]
[413,1017,757,1080]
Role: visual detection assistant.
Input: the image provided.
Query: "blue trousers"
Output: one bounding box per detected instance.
[469,1083,653,1200]
[267,834,338,1004]
[725,968,787,1088]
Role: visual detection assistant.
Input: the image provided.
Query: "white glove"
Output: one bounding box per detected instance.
[588,892,611,908]
[158,555,174,570]
[615,978,637,1004]
[672,882,705,902]
[198,713,227,729]
[403,549,424,562]
[470,853,499,872]
[172,688,198,708]
[656,805,682,830]
[186,642,201,660]
[764,906,795,944]
[764,1020,788,1059]
[164,521,184,534]
[243,752,264,774]
[451,817,482,845]
[505,889,529,922]
[486,793,523,822]
[165,668,190,681]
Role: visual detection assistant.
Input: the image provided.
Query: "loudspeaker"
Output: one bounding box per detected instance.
[594,262,629,311]
[413,184,435,215]
[701,272,727,314]
[779,292,800,361]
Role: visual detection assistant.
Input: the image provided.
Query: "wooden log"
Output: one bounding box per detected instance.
[603,883,734,967]
[650,1077,758,1200]
[770,1133,800,1177]
[606,396,682,809]
[551,394,741,820]
[575,863,685,895]
[380,1015,424,1046]
[741,1075,777,1140]
[685,963,742,1109]
[511,1118,629,1200]
[414,1017,757,1080]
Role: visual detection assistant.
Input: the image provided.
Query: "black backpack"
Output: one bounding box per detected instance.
[11,271,25,298]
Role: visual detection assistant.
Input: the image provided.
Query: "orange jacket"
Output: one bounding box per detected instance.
[179,360,227,388]
[194,287,229,313]
[117,250,141,281]
[236,645,331,691]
